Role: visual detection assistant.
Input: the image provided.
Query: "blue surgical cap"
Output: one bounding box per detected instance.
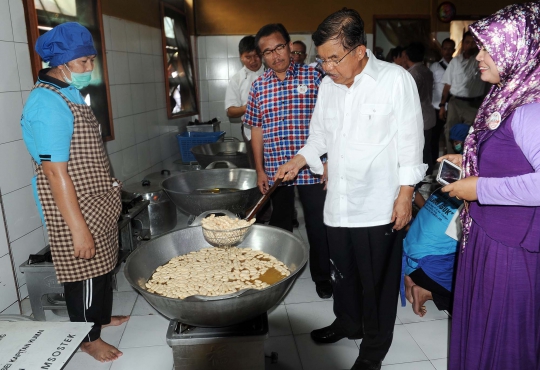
[450,123,470,142]
[35,22,97,67]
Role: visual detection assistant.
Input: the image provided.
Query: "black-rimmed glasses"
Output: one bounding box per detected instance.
[316,45,360,68]
[261,43,287,57]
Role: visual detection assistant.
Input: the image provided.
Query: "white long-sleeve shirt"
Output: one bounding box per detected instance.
[298,50,427,227]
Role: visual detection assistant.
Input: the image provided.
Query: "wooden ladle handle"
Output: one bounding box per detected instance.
[245,177,283,221]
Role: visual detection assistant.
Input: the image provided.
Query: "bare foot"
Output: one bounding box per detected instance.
[411,285,433,317]
[404,275,416,304]
[102,315,130,329]
[80,338,123,362]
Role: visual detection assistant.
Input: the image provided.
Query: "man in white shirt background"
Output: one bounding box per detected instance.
[439,31,485,153]
[430,38,455,161]
[276,8,426,370]
[225,35,264,167]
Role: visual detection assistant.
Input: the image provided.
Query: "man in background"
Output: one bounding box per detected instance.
[291,40,308,64]
[430,38,455,159]
[439,31,485,153]
[225,35,264,168]
[402,42,435,173]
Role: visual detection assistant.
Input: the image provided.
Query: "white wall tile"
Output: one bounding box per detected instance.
[20,90,30,105]
[153,55,165,83]
[0,0,13,42]
[0,207,8,257]
[105,51,116,85]
[155,82,166,109]
[113,51,130,85]
[130,84,146,114]
[102,15,112,51]
[139,25,153,55]
[146,110,160,139]
[207,79,228,102]
[0,254,18,312]
[115,116,136,150]
[0,140,33,194]
[206,36,228,58]
[125,22,141,53]
[18,283,27,299]
[144,83,157,111]
[141,54,154,83]
[197,59,207,80]
[108,151,124,181]
[0,41,21,92]
[206,59,229,80]
[109,84,119,118]
[3,185,42,242]
[14,43,33,91]
[158,108,168,135]
[228,57,242,79]
[148,136,161,166]
[1,301,19,314]
[209,101,226,122]
[198,80,209,102]
[0,91,23,144]
[127,53,143,84]
[227,35,243,58]
[121,145,139,179]
[115,84,133,117]
[104,137,122,155]
[220,121,231,136]
[150,28,162,56]
[10,227,45,287]
[109,17,127,52]
[136,141,150,172]
[229,122,243,141]
[197,37,206,59]
[9,0,26,43]
[199,102,209,121]
[132,113,148,144]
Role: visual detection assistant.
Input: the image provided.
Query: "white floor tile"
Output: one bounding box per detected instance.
[284,278,327,305]
[431,358,448,370]
[112,291,138,316]
[64,351,113,370]
[115,265,137,293]
[268,304,292,337]
[110,345,173,370]
[396,300,448,324]
[265,335,303,370]
[404,320,449,360]
[298,260,311,280]
[382,361,436,369]
[119,315,170,348]
[295,333,359,370]
[131,294,167,317]
[43,309,70,322]
[395,316,402,325]
[377,325,428,365]
[286,300,334,335]
[101,321,129,348]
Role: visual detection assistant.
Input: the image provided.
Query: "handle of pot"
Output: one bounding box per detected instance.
[205,161,238,169]
[245,177,283,221]
[161,169,170,176]
[189,209,238,227]
[223,137,240,142]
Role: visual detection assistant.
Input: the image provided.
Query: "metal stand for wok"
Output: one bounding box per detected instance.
[166,313,278,370]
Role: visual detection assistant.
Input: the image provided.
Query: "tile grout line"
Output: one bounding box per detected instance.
[283,303,306,370]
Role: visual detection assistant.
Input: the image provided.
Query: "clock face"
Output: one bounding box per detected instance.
[438,1,457,23]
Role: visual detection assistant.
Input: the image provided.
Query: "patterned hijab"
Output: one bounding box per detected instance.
[460,2,540,249]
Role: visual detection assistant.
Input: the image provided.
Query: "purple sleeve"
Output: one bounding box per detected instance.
[477,103,540,206]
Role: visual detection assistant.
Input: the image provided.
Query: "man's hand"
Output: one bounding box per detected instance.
[322,162,328,190]
[437,154,463,168]
[439,106,447,121]
[274,155,307,183]
[257,171,269,194]
[441,176,478,201]
[72,228,96,259]
[391,186,413,230]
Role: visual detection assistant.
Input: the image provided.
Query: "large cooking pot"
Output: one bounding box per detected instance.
[161,169,260,216]
[123,170,179,236]
[191,141,250,169]
[124,225,307,327]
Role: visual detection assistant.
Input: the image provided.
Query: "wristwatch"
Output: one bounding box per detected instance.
[439,103,446,107]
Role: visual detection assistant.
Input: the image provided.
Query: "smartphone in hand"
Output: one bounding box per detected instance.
[436,159,462,186]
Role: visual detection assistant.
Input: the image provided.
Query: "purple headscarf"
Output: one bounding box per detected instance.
[460,2,540,249]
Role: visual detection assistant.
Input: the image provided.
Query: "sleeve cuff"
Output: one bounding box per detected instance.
[298,145,324,175]
[399,164,428,185]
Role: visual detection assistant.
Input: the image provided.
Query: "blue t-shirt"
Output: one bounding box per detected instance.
[20,69,86,221]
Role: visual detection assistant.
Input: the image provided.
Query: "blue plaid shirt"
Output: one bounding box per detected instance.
[244,61,322,186]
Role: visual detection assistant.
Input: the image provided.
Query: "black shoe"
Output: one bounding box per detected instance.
[310,325,363,344]
[350,357,382,370]
[292,219,300,228]
[315,280,333,299]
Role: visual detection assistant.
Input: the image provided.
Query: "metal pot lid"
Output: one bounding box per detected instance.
[123,179,163,195]
[144,169,183,183]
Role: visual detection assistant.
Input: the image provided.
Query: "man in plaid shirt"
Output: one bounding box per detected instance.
[244,23,332,299]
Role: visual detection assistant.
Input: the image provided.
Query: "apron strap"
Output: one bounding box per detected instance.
[34,82,72,105]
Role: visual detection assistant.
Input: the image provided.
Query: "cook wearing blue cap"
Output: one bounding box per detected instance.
[20,22,128,363]
[449,123,470,154]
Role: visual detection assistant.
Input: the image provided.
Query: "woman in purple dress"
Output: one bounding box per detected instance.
[439,3,540,369]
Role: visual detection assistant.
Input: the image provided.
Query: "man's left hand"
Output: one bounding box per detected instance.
[391,191,413,230]
[441,176,478,201]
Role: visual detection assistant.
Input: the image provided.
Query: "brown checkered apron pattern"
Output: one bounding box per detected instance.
[32,82,122,283]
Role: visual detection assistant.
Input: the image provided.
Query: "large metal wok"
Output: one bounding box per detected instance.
[161,169,260,216]
[124,225,307,327]
[191,141,250,169]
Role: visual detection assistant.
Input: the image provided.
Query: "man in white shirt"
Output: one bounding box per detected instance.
[430,38,455,161]
[439,31,485,153]
[276,9,426,370]
[225,35,264,167]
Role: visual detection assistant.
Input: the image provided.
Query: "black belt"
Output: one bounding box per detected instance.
[454,96,483,102]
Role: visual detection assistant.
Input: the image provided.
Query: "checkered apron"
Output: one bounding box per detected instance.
[32,83,122,283]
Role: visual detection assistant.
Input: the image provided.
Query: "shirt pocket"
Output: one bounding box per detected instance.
[354,103,393,145]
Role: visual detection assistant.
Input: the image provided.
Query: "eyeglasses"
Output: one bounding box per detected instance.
[261,43,287,57]
[316,45,360,68]
[291,51,306,56]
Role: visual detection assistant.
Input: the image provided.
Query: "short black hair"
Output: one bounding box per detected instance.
[312,8,366,50]
[463,31,473,40]
[441,38,455,49]
[404,42,425,63]
[238,35,256,55]
[391,46,404,60]
[292,40,307,53]
[255,24,290,54]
